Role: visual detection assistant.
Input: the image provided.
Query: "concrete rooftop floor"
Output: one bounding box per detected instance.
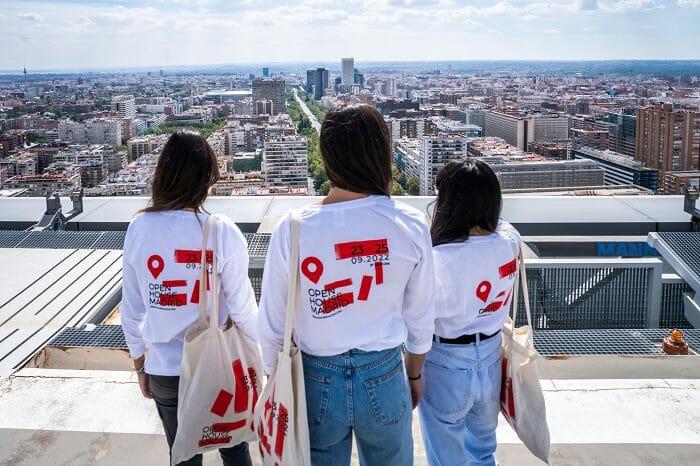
[1,369,699,465]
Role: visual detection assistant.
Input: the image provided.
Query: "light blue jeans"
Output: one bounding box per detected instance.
[418,333,503,466]
[302,346,413,466]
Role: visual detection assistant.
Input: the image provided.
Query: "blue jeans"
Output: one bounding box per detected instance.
[302,346,413,466]
[418,333,503,466]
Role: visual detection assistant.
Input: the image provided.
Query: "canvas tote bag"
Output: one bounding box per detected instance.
[253,210,311,466]
[171,214,263,465]
[500,254,551,464]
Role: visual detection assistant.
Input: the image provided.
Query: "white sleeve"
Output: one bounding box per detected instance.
[120,252,147,359]
[497,220,522,256]
[219,223,259,342]
[257,215,291,374]
[401,225,436,355]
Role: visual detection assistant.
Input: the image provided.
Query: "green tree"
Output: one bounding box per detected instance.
[407,176,420,196]
[319,180,332,196]
[392,183,406,196]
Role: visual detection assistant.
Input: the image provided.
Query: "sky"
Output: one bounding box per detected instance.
[0,0,698,71]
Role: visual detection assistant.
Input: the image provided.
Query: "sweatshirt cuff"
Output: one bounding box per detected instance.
[404,338,433,355]
[127,342,146,359]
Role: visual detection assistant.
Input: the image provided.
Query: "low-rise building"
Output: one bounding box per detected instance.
[573,146,658,192]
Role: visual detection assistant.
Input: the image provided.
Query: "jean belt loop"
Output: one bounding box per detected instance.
[475,333,481,346]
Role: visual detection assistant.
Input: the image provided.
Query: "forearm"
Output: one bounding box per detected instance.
[404,350,426,379]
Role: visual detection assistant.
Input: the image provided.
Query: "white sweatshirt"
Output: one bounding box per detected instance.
[433,220,522,338]
[258,195,436,374]
[121,210,258,376]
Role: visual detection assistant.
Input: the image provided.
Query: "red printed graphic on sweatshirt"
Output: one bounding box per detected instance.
[499,258,517,279]
[174,249,213,265]
[303,239,390,318]
[374,262,384,285]
[147,255,165,279]
[301,256,324,283]
[334,239,389,260]
[479,290,508,316]
[321,292,355,314]
[476,280,492,303]
[357,275,373,301]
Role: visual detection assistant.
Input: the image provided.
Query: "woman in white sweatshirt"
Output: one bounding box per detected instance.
[418,159,522,466]
[120,131,258,466]
[258,105,435,466]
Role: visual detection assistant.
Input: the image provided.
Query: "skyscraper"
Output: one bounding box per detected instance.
[353,68,364,86]
[262,67,270,77]
[635,104,700,174]
[306,68,329,100]
[252,78,286,115]
[341,58,354,86]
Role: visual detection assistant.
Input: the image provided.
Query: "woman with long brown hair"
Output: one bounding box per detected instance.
[121,131,258,466]
[258,105,435,465]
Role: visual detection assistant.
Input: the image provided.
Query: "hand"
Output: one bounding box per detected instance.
[408,377,422,409]
[137,372,152,399]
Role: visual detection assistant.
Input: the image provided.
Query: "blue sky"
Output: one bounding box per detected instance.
[0,0,698,71]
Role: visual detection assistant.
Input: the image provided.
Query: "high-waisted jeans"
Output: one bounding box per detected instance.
[418,333,503,466]
[302,346,413,466]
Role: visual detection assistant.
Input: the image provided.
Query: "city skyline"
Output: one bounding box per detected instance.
[1,0,700,71]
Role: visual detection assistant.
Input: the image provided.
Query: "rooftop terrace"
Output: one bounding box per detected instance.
[0,194,698,465]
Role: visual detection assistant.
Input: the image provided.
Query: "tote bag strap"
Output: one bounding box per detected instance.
[197,214,220,330]
[282,210,301,355]
[510,249,535,341]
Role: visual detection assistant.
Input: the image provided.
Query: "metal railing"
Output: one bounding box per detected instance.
[660,274,693,328]
[248,254,676,330]
[514,258,663,329]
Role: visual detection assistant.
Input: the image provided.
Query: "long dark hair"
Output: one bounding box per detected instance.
[143,130,219,212]
[319,104,392,196]
[430,159,502,246]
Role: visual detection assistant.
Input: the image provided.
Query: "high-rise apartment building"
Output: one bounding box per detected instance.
[385,78,397,97]
[341,58,354,86]
[263,136,309,188]
[111,95,136,119]
[635,104,700,174]
[252,78,286,116]
[419,135,467,195]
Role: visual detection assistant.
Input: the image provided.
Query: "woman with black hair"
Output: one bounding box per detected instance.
[258,105,435,466]
[419,159,522,466]
[121,131,258,466]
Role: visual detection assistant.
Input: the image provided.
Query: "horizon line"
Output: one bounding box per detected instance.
[2,58,700,75]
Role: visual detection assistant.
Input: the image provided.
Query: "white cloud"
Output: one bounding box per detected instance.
[543,28,561,34]
[599,0,662,12]
[677,0,700,7]
[579,0,599,9]
[18,13,43,22]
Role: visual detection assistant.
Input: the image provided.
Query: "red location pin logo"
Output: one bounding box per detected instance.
[301,257,324,284]
[476,280,492,303]
[147,255,165,279]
